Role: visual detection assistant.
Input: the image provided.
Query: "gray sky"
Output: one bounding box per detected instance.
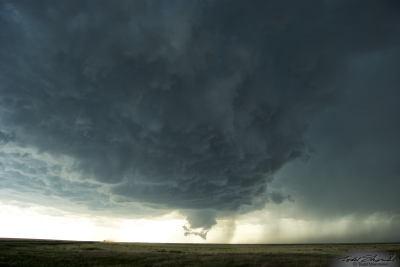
[0,0,399,242]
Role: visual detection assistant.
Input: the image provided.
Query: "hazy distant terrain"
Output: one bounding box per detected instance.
[0,238,399,266]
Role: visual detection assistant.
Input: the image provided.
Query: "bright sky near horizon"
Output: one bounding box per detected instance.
[1,200,398,243]
[0,0,399,244]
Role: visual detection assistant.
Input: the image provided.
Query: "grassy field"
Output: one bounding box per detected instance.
[0,238,399,267]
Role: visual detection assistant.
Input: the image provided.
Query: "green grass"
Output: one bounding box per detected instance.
[0,238,398,267]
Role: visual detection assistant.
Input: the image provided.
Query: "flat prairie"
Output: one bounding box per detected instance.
[0,238,399,267]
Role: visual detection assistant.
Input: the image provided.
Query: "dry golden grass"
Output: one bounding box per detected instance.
[0,238,399,266]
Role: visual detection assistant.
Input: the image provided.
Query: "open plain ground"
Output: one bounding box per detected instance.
[0,238,399,267]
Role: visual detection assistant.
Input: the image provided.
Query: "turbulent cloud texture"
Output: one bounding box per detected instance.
[0,0,399,235]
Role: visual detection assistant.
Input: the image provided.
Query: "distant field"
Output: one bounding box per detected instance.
[0,238,399,267]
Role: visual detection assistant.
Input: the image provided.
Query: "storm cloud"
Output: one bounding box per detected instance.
[270,48,400,222]
[0,0,399,236]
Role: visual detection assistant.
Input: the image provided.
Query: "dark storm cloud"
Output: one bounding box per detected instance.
[269,191,294,205]
[183,210,218,230]
[0,130,15,145]
[271,48,400,221]
[0,0,399,234]
[181,209,217,239]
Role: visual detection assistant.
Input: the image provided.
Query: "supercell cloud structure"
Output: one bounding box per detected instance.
[0,0,399,238]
